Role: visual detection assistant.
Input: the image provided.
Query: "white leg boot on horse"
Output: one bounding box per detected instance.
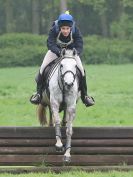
[55,124,64,152]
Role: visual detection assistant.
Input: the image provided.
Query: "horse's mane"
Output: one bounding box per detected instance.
[62,49,76,59]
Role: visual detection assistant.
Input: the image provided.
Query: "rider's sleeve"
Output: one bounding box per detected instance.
[47,27,61,57]
[73,27,83,55]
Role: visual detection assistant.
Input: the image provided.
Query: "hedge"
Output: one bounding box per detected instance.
[0,33,132,67]
[83,35,133,64]
[0,33,47,67]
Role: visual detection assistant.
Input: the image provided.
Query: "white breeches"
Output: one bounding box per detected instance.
[40,50,85,76]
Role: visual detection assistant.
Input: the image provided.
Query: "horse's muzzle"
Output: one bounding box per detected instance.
[64,82,74,90]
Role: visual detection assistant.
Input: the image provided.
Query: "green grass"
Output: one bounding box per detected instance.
[1,171,133,177]
[0,64,133,126]
[0,64,133,176]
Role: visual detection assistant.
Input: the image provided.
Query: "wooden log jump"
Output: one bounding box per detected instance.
[0,126,133,173]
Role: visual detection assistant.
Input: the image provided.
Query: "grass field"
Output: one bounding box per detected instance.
[0,64,133,126]
[0,64,133,177]
[0,170,133,177]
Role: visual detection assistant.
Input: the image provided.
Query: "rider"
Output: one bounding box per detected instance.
[30,11,95,107]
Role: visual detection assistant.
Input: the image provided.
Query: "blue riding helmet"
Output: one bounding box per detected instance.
[58,13,74,22]
[58,13,74,27]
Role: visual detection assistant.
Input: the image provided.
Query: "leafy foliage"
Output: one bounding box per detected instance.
[111,13,133,40]
[0,0,133,39]
[0,33,46,67]
[0,33,133,67]
[84,35,133,64]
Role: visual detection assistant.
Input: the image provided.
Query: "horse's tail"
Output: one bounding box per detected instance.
[37,104,47,126]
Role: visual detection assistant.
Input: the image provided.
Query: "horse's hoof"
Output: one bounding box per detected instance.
[63,156,71,163]
[55,145,64,152]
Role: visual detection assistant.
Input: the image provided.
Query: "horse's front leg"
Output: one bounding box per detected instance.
[64,107,76,162]
[62,109,67,126]
[48,106,53,127]
[51,101,63,151]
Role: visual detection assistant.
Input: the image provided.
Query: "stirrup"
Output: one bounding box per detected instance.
[30,93,41,105]
[84,96,95,107]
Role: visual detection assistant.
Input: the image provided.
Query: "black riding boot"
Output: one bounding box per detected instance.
[30,72,43,105]
[81,75,95,107]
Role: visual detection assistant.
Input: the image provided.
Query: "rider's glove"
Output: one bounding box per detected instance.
[56,50,61,57]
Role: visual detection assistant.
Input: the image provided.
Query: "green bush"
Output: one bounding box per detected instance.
[83,35,133,64]
[110,13,133,41]
[0,33,47,67]
[0,46,46,67]
[0,33,46,48]
[0,33,132,67]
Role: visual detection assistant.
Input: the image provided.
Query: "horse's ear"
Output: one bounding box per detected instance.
[73,48,77,56]
[61,48,66,56]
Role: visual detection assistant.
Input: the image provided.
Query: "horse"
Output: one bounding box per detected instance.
[37,49,80,162]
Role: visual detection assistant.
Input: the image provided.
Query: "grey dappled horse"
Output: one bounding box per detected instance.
[37,49,80,162]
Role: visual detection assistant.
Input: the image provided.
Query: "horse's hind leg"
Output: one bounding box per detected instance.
[64,107,75,162]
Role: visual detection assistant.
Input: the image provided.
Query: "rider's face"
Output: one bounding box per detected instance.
[60,26,71,37]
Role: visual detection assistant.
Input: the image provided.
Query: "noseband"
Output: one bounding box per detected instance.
[61,70,76,86]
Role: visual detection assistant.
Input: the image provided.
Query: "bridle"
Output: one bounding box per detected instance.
[58,56,77,91]
[57,56,77,108]
[61,70,76,86]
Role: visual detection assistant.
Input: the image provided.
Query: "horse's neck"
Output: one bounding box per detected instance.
[49,66,59,88]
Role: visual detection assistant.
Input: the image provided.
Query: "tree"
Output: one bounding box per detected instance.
[0,0,132,38]
[122,0,133,7]
[77,0,109,36]
[60,0,67,13]
[110,0,133,39]
[5,0,14,33]
[31,0,40,34]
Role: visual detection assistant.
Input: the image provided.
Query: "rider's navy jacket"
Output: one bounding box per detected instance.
[47,25,83,57]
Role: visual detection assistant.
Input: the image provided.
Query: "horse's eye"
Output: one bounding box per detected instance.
[60,64,63,68]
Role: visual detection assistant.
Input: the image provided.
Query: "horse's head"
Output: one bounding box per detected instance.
[60,49,77,90]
